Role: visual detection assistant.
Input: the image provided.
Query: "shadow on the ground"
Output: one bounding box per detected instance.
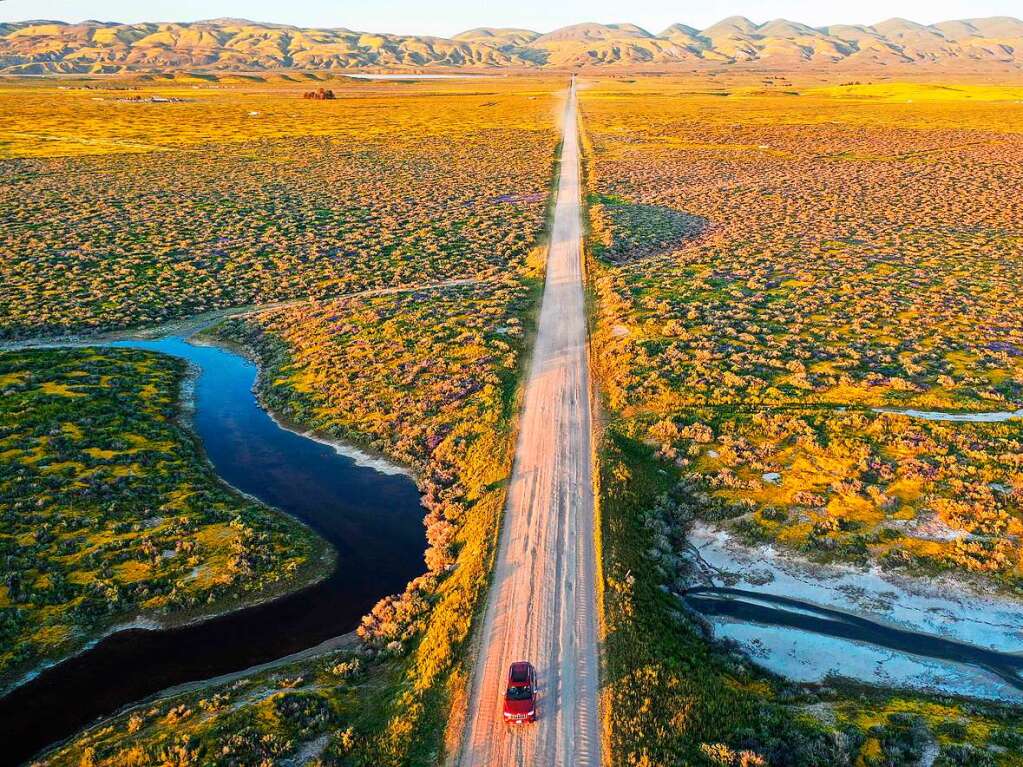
[589,194,708,264]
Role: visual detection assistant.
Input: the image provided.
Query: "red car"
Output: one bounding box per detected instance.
[503,661,537,724]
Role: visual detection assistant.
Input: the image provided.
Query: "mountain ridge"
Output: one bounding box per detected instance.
[2,15,1022,74]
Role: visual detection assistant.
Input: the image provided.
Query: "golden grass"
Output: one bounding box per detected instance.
[0,78,561,337]
[582,75,1023,578]
[0,78,563,159]
[583,76,1023,766]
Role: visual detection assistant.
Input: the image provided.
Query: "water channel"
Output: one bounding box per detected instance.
[0,337,425,765]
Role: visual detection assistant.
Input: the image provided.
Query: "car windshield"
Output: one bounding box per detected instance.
[506,686,532,700]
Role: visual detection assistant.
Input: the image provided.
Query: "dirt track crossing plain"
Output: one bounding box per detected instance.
[457,80,602,767]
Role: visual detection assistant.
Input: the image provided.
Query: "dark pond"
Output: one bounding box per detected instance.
[0,337,424,766]
[685,587,1023,691]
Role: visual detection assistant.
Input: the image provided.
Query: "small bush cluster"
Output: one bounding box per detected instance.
[302,88,336,100]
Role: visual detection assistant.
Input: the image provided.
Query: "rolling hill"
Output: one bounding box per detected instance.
[1,15,1022,74]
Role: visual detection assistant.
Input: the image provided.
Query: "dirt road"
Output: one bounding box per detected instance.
[458,80,601,767]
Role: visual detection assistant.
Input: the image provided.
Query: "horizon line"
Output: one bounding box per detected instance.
[5,13,1021,39]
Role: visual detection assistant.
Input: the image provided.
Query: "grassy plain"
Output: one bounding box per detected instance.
[581,78,1023,765]
[0,77,558,336]
[0,347,325,691]
[12,76,562,764]
[583,78,1023,581]
[14,70,1023,766]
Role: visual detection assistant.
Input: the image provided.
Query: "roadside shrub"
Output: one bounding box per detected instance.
[864,713,930,766]
[934,743,997,767]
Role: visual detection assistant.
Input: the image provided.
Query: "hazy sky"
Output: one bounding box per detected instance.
[2,0,1017,37]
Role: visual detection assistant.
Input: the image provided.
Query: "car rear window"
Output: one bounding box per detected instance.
[510,665,529,683]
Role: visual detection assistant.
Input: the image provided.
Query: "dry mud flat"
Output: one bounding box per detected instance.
[686,522,1023,701]
[457,81,601,767]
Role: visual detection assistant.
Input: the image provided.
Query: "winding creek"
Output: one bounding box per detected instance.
[0,337,425,766]
[684,518,1023,703]
[685,587,1023,695]
[873,406,1023,422]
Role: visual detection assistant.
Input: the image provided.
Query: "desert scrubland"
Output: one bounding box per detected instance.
[0,78,555,336]
[581,78,1023,766]
[6,65,1023,767]
[1,77,561,765]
